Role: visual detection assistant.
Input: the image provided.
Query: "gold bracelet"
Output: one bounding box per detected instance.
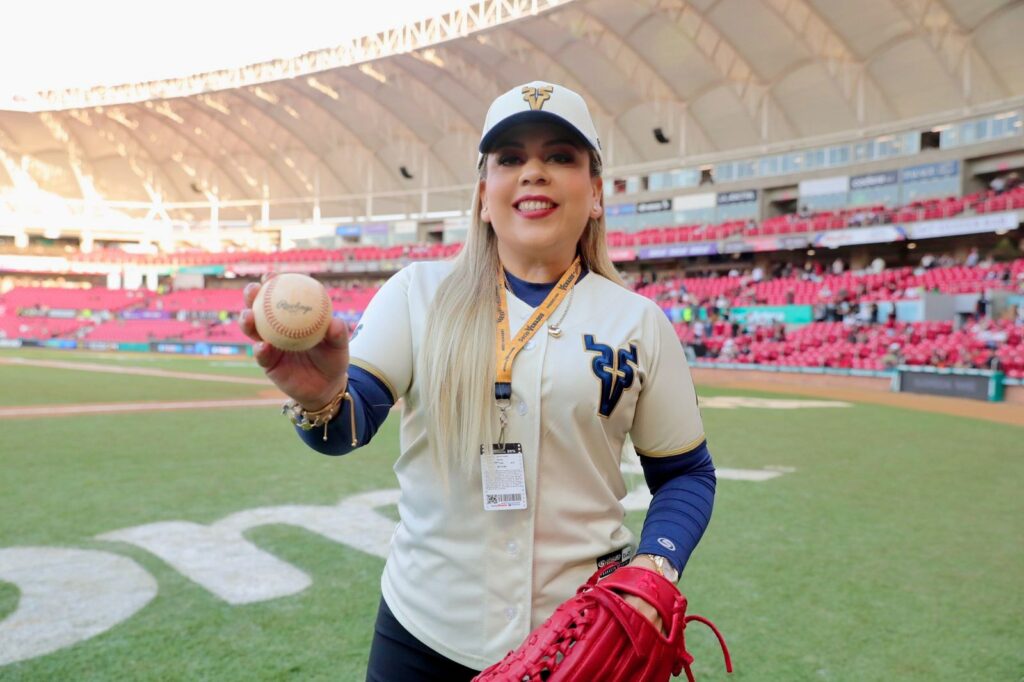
[283,387,358,445]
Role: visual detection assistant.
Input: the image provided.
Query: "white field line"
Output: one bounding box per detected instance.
[0,357,267,385]
[0,398,283,419]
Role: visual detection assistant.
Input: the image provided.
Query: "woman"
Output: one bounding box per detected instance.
[240,81,719,681]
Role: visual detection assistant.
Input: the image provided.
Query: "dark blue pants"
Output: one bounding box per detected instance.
[366,598,481,682]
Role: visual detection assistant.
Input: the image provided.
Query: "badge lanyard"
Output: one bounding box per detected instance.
[492,256,581,446]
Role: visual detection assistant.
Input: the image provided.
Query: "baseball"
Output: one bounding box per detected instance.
[253,273,333,351]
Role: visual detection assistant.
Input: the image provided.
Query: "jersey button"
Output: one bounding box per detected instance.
[506,540,518,556]
[517,401,528,416]
[504,605,518,621]
[525,340,536,350]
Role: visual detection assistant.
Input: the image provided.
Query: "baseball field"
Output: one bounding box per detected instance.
[0,347,1021,681]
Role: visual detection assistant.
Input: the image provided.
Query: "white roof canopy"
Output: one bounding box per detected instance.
[0,0,1021,220]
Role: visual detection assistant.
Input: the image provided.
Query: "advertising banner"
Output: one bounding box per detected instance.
[233,264,269,276]
[746,237,782,252]
[813,225,908,248]
[43,339,78,349]
[86,341,122,351]
[896,367,999,402]
[0,339,23,349]
[849,171,898,190]
[778,235,810,250]
[209,344,247,356]
[729,305,814,326]
[122,310,174,320]
[720,241,753,254]
[799,176,849,197]
[154,343,193,354]
[46,309,79,319]
[179,265,225,275]
[0,255,69,273]
[636,199,672,214]
[900,160,960,183]
[671,193,716,211]
[269,262,321,274]
[605,203,637,217]
[716,190,758,205]
[637,243,718,259]
[608,248,637,262]
[908,212,1018,240]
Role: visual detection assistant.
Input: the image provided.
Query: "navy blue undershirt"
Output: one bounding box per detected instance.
[297,266,715,579]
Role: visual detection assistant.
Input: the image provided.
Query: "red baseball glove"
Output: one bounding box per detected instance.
[473,564,732,682]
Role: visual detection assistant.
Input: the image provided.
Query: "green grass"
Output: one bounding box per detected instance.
[0,349,1021,680]
[0,364,268,406]
[0,347,263,378]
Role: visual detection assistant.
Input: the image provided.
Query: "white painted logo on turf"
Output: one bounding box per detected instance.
[99,489,400,604]
[0,449,791,666]
[0,547,157,666]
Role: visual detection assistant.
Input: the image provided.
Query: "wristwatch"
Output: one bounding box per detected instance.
[635,553,679,583]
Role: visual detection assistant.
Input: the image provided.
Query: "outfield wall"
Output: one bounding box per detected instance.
[692,367,1024,407]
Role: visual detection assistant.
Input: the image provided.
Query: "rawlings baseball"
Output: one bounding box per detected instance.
[253,273,333,351]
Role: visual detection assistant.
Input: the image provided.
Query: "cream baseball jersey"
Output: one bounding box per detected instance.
[348,261,705,670]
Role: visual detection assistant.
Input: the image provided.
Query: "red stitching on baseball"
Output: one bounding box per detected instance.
[261,277,330,342]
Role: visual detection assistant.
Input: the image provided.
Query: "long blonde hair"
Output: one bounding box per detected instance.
[418,149,623,476]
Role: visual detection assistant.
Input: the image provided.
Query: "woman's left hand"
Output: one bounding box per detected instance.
[619,556,666,635]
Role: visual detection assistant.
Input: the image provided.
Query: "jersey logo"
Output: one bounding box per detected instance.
[584,335,638,418]
[522,85,553,111]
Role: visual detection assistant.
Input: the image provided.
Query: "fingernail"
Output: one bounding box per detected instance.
[254,342,264,354]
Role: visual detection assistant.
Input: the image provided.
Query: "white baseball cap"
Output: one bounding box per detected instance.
[479,81,601,158]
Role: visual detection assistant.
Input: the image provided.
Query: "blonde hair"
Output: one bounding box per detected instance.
[418,149,623,476]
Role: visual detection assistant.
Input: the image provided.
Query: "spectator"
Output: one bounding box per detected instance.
[975,291,990,319]
[965,247,979,268]
[1007,171,1020,191]
[719,337,737,361]
[881,342,903,370]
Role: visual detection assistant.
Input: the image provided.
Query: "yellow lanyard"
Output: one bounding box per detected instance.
[492,257,581,443]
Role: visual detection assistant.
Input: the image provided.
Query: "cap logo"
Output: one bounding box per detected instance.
[521,85,553,111]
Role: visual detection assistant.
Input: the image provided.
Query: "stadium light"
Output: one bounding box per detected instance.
[359,64,388,84]
[306,77,339,100]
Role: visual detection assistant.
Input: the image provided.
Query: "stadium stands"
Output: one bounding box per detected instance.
[685,319,1024,378]
[1,258,1021,378]
[36,190,1020,268]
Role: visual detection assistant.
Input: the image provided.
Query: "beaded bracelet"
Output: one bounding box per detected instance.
[283,387,357,444]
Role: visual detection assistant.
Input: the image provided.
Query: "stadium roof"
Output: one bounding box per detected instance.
[0,0,1022,221]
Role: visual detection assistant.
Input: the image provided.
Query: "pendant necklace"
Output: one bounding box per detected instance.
[547,284,575,338]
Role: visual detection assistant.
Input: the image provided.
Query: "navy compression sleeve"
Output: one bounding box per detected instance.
[635,441,716,578]
[295,365,395,456]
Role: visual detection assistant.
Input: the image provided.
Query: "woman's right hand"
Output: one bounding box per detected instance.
[240,279,350,410]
